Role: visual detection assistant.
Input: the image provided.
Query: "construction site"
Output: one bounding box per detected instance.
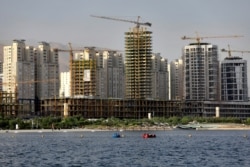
[38,98,250,119]
[1,90,250,119]
[0,91,37,118]
[125,27,152,99]
[1,16,250,120]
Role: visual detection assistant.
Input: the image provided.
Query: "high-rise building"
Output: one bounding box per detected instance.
[36,42,59,99]
[71,48,97,97]
[170,58,184,100]
[183,43,219,101]
[59,72,70,97]
[221,56,248,101]
[100,51,124,98]
[125,27,152,99]
[3,40,35,100]
[0,61,3,73]
[71,48,124,99]
[151,53,169,100]
[0,61,3,91]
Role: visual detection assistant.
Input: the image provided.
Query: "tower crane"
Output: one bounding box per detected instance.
[90,15,151,28]
[53,43,83,63]
[181,32,243,44]
[54,43,84,97]
[221,45,250,57]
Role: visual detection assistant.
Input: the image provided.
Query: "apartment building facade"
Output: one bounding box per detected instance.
[183,43,219,101]
[70,48,124,99]
[3,40,35,100]
[170,58,184,100]
[3,40,59,100]
[36,42,59,99]
[0,61,3,91]
[151,53,169,100]
[221,56,248,101]
[100,51,124,98]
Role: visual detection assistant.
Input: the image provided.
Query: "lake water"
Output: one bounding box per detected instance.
[0,130,249,167]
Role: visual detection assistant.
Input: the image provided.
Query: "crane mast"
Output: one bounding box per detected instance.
[54,44,84,97]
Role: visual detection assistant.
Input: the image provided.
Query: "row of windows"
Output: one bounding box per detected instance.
[185,48,217,52]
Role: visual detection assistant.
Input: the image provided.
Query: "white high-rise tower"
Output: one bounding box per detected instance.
[183,43,219,101]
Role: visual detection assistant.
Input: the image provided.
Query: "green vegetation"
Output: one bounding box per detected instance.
[0,116,249,130]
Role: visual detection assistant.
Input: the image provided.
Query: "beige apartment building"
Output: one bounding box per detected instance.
[3,40,59,101]
[3,40,35,100]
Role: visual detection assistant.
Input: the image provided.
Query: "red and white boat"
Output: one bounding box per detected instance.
[142,133,156,138]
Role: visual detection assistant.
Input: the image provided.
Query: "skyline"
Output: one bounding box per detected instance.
[1,0,250,62]
[1,0,250,91]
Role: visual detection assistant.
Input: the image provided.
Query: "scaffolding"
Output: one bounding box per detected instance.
[0,91,18,117]
[1,95,250,119]
[40,98,183,119]
[0,92,37,118]
[125,27,152,99]
[71,59,96,97]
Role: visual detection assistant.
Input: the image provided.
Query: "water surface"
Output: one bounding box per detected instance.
[0,130,249,167]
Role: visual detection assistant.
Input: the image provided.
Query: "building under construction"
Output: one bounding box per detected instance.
[0,91,35,118]
[39,98,250,119]
[125,27,152,99]
[90,15,153,100]
[71,48,97,97]
[0,92,17,117]
[70,48,124,99]
[40,98,182,118]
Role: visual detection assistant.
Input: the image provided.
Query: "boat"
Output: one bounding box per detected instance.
[112,132,121,138]
[176,121,201,130]
[176,125,197,130]
[143,133,156,138]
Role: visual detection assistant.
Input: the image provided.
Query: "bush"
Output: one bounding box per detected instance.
[0,119,9,129]
[180,116,192,124]
[244,118,250,125]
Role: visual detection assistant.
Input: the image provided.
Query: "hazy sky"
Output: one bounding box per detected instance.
[1,0,250,63]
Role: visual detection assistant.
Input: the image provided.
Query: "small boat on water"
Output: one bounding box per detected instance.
[176,121,202,130]
[143,133,156,138]
[112,132,121,138]
[176,125,197,130]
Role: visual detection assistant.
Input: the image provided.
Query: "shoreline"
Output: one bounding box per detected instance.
[0,127,173,133]
[1,123,250,133]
